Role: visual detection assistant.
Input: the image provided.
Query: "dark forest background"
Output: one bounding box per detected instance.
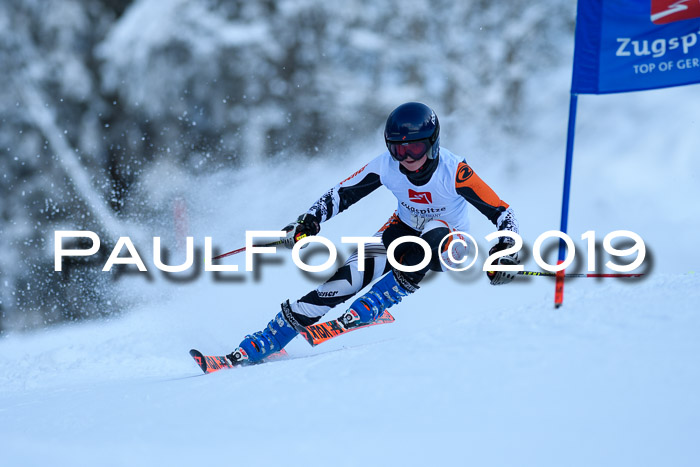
[0,0,574,333]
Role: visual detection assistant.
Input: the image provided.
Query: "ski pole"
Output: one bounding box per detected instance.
[212,240,285,260]
[518,271,643,278]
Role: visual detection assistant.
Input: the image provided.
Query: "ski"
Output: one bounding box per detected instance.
[299,309,395,347]
[190,310,395,373]
[189,348,288,374]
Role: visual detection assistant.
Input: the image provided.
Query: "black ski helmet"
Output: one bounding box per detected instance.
[384,102,440,160]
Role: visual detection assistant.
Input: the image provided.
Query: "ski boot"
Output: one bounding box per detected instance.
[341,271,418,328]
[227,300,304,365]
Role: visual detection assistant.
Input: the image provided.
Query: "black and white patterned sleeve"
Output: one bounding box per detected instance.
[307,159,383,223]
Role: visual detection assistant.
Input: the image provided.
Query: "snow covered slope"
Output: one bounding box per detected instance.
[1,272,699,466]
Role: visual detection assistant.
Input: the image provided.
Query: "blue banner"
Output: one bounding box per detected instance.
[572,0,700,94]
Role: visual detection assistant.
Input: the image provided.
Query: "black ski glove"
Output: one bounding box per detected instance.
[486,207,520,285]
[486,239,520,285]
[281,213,321,249]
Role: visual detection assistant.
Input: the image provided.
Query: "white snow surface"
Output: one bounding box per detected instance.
[2,80,700,465]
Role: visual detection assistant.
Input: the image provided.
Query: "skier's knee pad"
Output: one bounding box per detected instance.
[422,220,473,273]
[437,230,471,272]
[384,223,451,284]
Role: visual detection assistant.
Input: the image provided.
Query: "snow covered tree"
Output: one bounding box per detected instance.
[0,0,574,332]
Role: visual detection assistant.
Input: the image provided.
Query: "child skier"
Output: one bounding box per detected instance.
[226,102,519,365]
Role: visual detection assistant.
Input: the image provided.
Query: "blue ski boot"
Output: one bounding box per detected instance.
[342,271,418,328]
[227,300,303,365]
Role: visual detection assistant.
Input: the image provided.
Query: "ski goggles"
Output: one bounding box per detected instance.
[387,139,430,162]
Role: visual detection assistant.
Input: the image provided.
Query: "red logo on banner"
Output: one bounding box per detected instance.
[408,189,432,204]
[651,0,700,24]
